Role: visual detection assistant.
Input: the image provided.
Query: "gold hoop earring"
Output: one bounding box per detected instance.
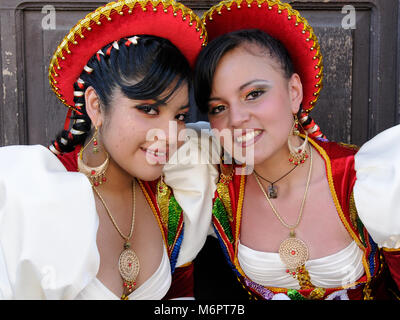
[288,115,309,166]
[78,127,110,186]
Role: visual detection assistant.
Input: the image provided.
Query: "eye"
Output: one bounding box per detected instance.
[209,105,226,115]
[136,105,159,115]
[245,89,265,100]
[175,112,188,122]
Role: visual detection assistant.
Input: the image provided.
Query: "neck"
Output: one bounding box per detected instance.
[253,136,308,186]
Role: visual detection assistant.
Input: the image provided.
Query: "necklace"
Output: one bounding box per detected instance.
[253,165,297,199]
[92,179,140,300]
[254,147,313,277]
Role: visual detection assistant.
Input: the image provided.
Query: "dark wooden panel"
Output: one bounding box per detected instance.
[0,7,22,145]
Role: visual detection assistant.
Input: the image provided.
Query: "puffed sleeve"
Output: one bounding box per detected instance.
[353,124,400,249]
[0,145,100,299]
[354,124,400,289]
[162,121,220,267]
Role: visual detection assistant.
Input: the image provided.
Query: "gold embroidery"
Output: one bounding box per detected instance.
[349,192,359,229]
[309,287,326,299]
[338,142,360,151]
[137,180,168,249]
[156,178,171,227]
[295,265,315,290]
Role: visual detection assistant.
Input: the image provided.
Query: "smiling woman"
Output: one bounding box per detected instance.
[0,0,218,300]
[193,0,400,300]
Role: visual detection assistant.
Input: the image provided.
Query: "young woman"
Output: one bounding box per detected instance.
[193,0,400,300]
[0,0,218,300]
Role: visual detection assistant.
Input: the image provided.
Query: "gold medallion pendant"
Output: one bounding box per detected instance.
[119,243,140,297]
[279,235,309,275]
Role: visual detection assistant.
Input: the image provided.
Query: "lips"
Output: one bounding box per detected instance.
[234,129,263,147]
[140,146,168,163]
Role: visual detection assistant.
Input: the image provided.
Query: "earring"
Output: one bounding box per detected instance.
[77,128,109,186]
[288,114,309,166]
[92,127,99,153]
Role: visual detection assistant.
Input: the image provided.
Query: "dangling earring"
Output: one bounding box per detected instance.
[92,127,99,153]
[288,114,309,166]
[77,127,110,186]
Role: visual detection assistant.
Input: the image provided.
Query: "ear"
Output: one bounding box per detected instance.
[85,86,103,128]
[288,73,303,114]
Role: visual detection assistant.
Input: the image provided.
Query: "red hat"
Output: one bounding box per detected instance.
[202,0,323,115]
[48,0,207,111]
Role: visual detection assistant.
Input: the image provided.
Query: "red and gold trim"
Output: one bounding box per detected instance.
[48,0,207,110]
[202,0,323,113]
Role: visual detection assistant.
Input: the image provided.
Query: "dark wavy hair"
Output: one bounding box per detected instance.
[51,35,191,153]
[193,29,295,114]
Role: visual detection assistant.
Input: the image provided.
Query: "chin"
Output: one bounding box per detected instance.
[133,164,164,182]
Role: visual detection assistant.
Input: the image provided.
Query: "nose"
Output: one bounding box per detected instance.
[229,104,250,128]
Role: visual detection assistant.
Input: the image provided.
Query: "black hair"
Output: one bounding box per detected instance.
[51,35,191,153]
[194,29,295,114]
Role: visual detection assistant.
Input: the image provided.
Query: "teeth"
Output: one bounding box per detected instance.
[147,149,166,157]
[236,130,262,143]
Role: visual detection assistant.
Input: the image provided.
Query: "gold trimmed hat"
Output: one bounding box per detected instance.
[49,0,207,110]
[202,0,323,115]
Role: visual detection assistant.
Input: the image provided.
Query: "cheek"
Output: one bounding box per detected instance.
[101,113,146,155]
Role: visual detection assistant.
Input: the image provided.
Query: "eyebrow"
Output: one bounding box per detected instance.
[208,79,271,102]
[239,79,271,91]
[179,103,190,110]
[144,100,189,110]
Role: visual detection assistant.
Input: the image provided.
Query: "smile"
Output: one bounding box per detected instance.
[140,147,168,159]
[146,149,167,157]
[235,129,263,144]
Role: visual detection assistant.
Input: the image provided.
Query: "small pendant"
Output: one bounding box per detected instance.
[118,242,140,299]
[267,184,278,199]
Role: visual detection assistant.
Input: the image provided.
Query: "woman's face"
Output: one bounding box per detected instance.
[93,82,189,181]
[207,43,303,165]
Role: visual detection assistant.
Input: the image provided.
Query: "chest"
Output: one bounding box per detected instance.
[240,173,353,260]
[95,187,164,298]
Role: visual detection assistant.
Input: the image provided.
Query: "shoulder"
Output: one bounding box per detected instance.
[311,137,359,159]
[56,146,80,172]
[0,144,99,299]
[0,144,64,171]
[163,122,219,267]
[353,125,400,249]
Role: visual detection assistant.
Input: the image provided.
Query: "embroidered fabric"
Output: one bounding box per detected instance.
[238,240,364,289]
[75,246,171,300]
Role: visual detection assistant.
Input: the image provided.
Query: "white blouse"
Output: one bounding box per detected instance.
[238,240,364,289]
[0,124,218,300]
